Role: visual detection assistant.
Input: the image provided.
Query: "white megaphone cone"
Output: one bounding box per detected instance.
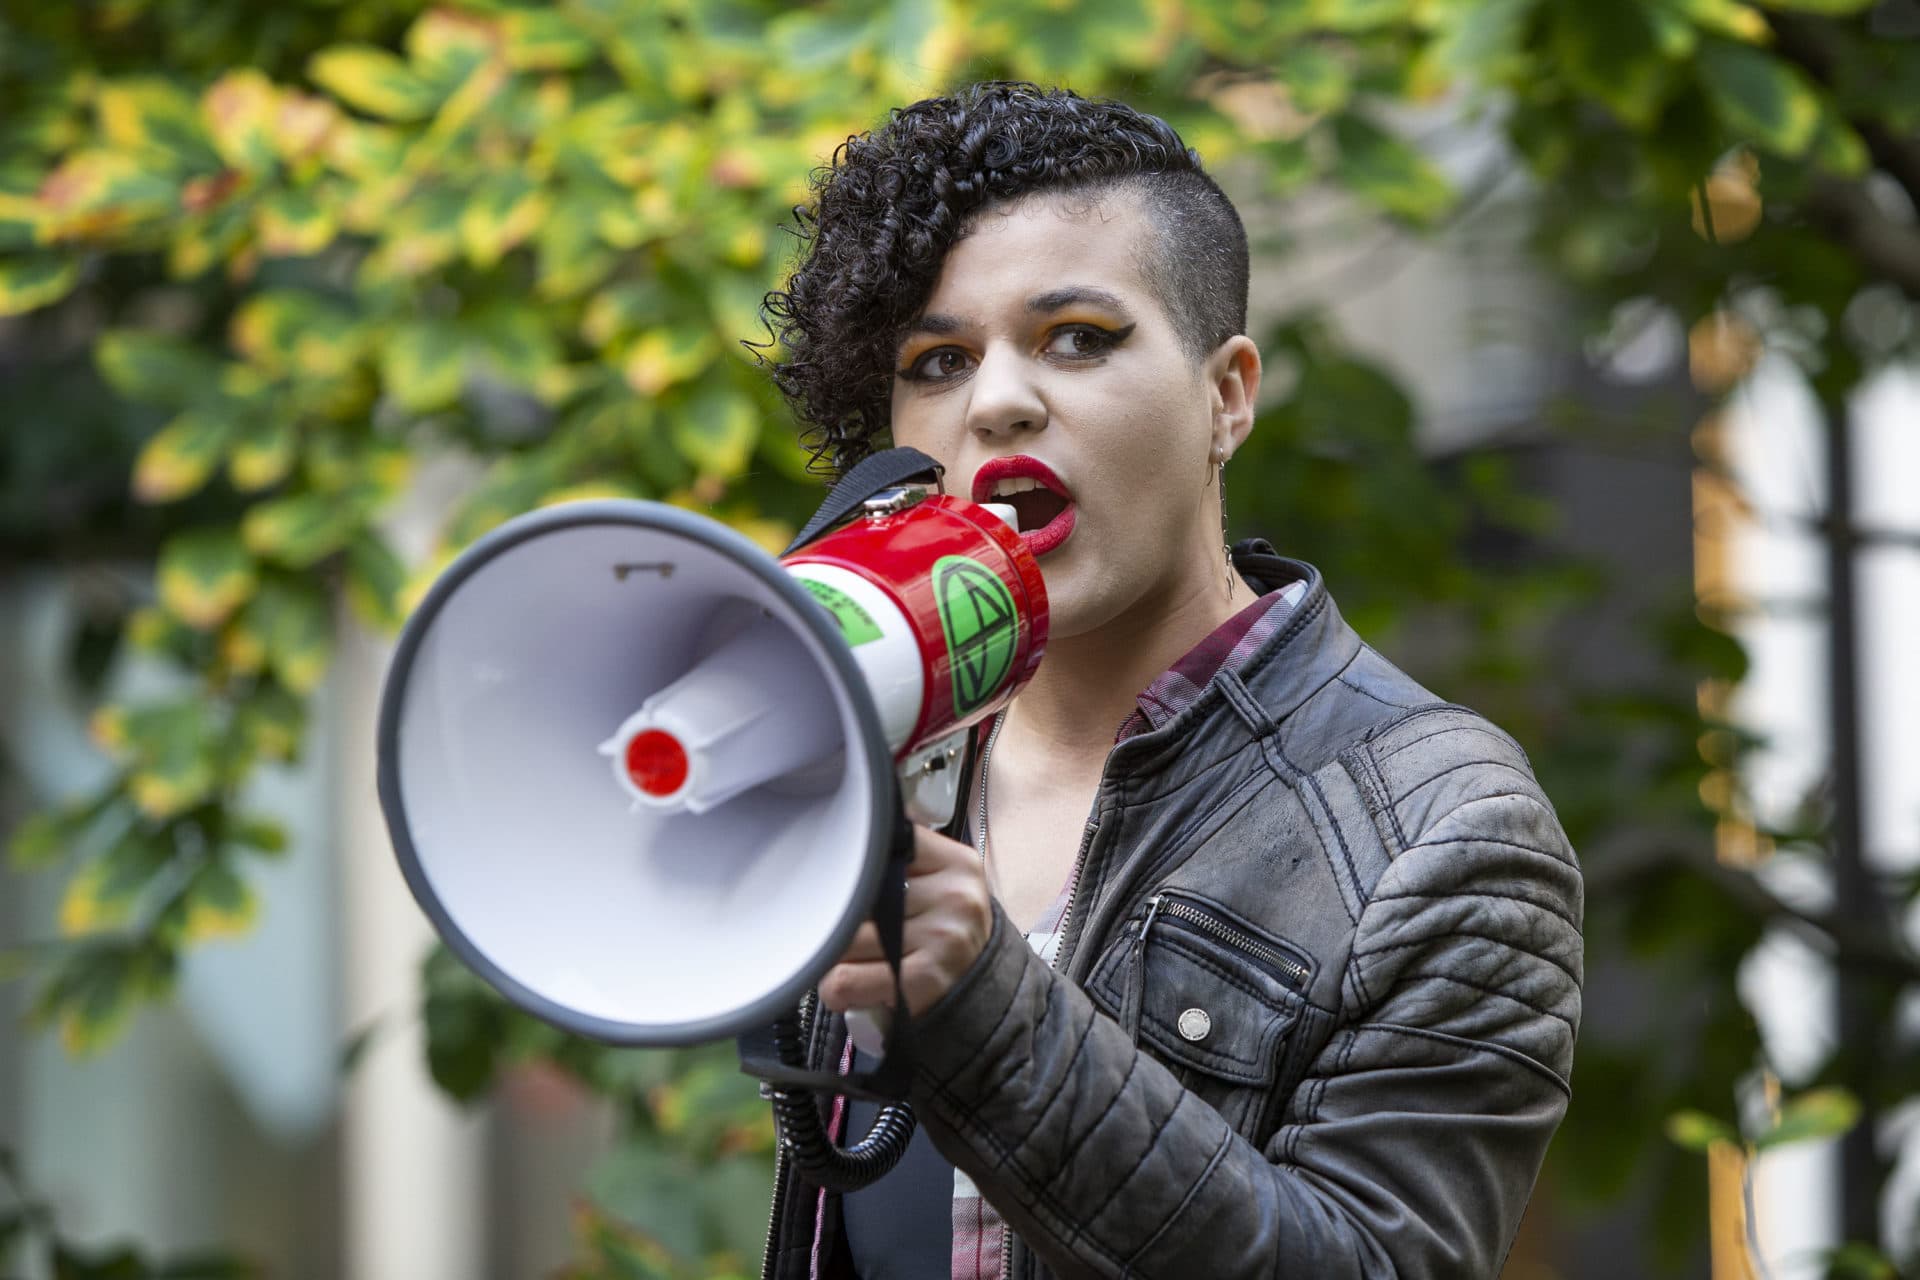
[376,483,1046,1049]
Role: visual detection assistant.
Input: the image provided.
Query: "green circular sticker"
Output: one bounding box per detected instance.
[932,555,1018,717]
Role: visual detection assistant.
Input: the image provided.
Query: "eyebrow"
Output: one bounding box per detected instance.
[1027,285,1131,315]
[905,313,968,337]
[904,286,1135,340]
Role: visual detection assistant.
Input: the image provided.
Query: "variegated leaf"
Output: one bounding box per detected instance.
[241,492,357,569]
[201,69,281,172]
[118,701,219,819]
[158,529,257,629]
[623,327,717,396]
[237,578,333,695]
[97,329,222,407]
[173,860,260,943]
[95,76,221,172]
[133,410,234,503]
[0,253,78,316]
[309,45,440,122]
[228,418,299,492]
[380,321,467,413]
[255,186,338,257]
[673,381,760,479]
[504,9,599,70]
[345,531,408,630]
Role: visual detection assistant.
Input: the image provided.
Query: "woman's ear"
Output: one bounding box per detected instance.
[1207,335,1262,459]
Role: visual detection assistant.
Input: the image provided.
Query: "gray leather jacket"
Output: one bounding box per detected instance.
[765,548,1583,1279]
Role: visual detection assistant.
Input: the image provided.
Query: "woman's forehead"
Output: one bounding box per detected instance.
[926,190,1159,312]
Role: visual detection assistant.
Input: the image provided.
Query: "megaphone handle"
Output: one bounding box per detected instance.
[734,800,917,1098]
[859,799,915,1069]
[755,796,921,1192]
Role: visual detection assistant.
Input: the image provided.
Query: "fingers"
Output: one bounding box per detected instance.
[837,922,884,964]
[818,825,995,1017]
[818,960,896,1014]
[905,823,980,877]
[818,949,984,1017]
[833,884,990,962]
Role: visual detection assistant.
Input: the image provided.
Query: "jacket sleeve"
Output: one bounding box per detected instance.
[904,787,1583,1279]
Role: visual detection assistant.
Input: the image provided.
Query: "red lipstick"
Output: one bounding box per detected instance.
[971,455,1077,557]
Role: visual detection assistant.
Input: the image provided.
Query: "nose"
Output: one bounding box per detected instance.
[963,341,1046,443]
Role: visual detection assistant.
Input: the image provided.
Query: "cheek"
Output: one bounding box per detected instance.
[887,391,953,460]
[1079,392,1197,489]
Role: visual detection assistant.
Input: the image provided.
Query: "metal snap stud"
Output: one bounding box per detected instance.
[1177,1007,1212,1042]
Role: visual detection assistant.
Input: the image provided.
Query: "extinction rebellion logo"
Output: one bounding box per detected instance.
[932,555,1018,718]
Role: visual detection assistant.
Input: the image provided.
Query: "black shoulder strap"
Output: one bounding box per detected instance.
[783,447,946,555]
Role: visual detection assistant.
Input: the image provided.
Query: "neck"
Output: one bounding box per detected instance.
[1000,556,1245,770]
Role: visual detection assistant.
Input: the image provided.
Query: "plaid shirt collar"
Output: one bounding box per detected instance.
[1112,578,1308,742]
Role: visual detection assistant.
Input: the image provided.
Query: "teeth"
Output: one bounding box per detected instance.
[989,476,1044,498]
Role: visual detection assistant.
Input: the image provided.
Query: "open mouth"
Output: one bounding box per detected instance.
[973,457,1078,557]
[1003,486,1069,533]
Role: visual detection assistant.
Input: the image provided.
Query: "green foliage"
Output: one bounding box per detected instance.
[1821,1242,1902,1280]
[1667,1086,1862,1155]
[1754,1087,1862,1151]
[1666,1108,1740,1152]
[0,1146,260,1279]
[4,0,1543,1053]
[2,0,1918,1272]
[1695,38,1824,156]
[558,1203,754,1280]
[421,946,774,1274]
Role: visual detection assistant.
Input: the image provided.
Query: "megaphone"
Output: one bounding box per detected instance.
[376,457,1046,1121]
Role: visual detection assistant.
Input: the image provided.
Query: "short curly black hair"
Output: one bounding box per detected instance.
[759,82,1250,478]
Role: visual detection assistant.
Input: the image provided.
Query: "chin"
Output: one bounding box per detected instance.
[1061,557,1196,634]
[1033,578,1120,642]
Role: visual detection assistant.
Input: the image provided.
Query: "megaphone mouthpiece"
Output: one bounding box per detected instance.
[599,611,844,813]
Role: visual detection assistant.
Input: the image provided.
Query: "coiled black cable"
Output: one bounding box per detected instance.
[767,1008,916,1192]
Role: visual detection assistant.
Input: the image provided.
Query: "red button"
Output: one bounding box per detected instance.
[624,728,689,797]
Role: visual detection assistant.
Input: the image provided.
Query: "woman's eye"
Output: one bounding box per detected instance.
[902,348,972,381]
[1044,325,1119,358]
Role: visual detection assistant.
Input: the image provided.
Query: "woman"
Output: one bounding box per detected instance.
[758,82,1582,1280]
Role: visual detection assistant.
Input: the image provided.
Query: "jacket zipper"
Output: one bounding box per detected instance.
[1002,812,1101,1280]
[1144,894,1310,992]
[761,1138,787,1280]
[1049,810,1098,978]
[981,711,1103,1280]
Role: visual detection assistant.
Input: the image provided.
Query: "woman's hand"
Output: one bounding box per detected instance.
[818,824,994,1018]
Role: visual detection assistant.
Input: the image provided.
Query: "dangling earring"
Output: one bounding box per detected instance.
[1214,446,1234,600]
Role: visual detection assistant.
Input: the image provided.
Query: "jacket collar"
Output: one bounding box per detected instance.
[1099,544,1362,802]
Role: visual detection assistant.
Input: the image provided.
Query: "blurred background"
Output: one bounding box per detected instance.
[1,0,1917,1276]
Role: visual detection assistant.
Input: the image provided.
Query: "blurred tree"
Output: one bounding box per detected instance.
[2,0,1918,1275]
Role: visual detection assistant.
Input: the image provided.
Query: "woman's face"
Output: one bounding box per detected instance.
[887,191,1255,640]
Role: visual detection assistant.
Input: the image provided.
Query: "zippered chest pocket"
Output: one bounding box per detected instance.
[1087,890,1314,1132]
